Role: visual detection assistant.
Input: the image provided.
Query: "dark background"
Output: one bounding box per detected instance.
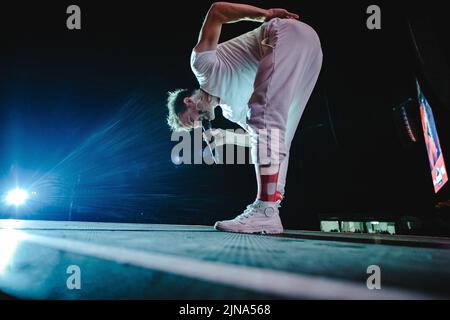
[0,1,449,231]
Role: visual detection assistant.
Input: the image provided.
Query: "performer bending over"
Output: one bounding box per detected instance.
[167,2,323,234]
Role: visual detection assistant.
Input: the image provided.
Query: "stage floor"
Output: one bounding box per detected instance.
[1,220,450,299]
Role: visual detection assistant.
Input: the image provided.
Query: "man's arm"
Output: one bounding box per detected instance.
[229,130,251,148]
[204,128,251,148]
[194,2,299,53]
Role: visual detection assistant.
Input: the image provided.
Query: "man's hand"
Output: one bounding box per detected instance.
[265,8,299,21]
[195,3,299,52]
[203,128,226,148]
[203,128,251,148]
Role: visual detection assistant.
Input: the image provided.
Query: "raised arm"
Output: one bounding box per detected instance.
[194,2,299,52]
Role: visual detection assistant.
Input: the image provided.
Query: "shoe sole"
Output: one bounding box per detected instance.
[214,223,284,235]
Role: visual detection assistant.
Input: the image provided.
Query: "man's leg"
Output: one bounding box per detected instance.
[248,19,323,202]
[277,52,323,198]
[214,20,322,234]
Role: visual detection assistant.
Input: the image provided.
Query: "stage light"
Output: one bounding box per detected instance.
[5,188,29,206]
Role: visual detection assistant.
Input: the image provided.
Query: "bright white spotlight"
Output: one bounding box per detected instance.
[6,188,29,206]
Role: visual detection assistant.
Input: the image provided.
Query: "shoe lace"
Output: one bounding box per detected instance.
[236,203,259,220]
[236,200,281,221]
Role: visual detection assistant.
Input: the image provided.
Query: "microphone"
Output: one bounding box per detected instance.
[202,119,212,131]
[202,119,219,164]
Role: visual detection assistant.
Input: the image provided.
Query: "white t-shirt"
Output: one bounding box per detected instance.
[190,27,264,130]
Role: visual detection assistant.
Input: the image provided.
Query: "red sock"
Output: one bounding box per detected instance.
[275,191,284,202]
[257,165,280,202]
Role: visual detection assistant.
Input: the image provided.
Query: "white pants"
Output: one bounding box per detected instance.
[246,18,323,196]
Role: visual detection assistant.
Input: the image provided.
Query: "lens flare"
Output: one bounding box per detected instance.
[5,189,29,206]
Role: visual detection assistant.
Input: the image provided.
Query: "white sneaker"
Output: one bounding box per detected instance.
[214,200,284,234]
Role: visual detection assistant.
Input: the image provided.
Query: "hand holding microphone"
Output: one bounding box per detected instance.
[202,120,223,164]
[202,128,226,148]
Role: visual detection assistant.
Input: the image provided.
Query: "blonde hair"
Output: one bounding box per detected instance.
[166,89,192,132]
